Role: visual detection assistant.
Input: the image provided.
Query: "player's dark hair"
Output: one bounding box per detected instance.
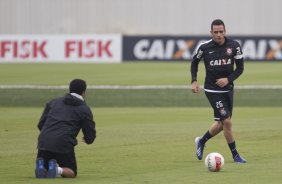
[211,19,225,30]
[69,79,87,95]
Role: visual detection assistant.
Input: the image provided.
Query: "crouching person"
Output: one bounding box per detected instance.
[35,79,96,178]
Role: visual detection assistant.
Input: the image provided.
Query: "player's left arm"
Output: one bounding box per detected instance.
[81,107,96,144]
[227,45,244,83]
[216,44,244,87]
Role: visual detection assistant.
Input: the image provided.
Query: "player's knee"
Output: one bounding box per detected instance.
[223,118,232,127]
[215,121,223,129]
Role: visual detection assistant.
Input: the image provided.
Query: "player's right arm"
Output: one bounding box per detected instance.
[191,81,201,93]
[190,46,203,93]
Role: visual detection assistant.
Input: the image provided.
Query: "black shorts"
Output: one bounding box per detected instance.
[37,150,77,176]
[205,91,233,121]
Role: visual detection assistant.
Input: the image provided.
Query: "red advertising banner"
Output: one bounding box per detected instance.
[0,35,122,63]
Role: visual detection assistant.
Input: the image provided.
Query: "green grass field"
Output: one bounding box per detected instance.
[0,62,281,85]
[0,62,281,107]
[0,107,282,184]
[0,62,282,183]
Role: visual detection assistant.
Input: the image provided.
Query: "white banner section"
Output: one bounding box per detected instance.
[0,35,122,63]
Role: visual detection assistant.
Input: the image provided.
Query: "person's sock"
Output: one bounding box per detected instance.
[228,141,239,158]
[57,167,63,175]
[201,130,213,144]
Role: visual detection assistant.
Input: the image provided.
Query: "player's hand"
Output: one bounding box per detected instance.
[216,78,229,87]
[191,81,200,93]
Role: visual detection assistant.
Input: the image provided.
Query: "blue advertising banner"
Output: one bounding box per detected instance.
[123,36,282,61]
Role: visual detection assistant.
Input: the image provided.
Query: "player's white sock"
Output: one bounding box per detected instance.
[57,167,63,175]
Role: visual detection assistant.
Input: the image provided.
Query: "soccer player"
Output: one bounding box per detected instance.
[35,79,96,178]
[190,19,247,163]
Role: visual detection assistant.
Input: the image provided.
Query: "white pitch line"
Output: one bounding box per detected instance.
[1,85,282,90]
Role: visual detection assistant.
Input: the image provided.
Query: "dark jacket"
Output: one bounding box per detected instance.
[37,93,96,153]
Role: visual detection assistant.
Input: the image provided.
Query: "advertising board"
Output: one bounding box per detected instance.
[123,36,282,61]
[0,35,122,63]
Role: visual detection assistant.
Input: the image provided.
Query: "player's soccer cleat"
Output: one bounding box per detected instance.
[234,154,247,163]
[46,159,58,178]
[195,136,205,160]
[35,157,46,178]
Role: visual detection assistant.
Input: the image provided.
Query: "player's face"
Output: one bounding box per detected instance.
[211,25,226,45]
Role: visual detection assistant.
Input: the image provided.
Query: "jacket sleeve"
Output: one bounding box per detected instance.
[37,102,51,130]
[227,44,244,83]
[190,46,203,83]
[81,107,96,144]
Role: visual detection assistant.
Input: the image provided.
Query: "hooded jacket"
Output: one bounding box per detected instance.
[37,93,96,153]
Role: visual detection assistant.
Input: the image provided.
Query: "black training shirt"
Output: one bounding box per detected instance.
[190,37,244,92]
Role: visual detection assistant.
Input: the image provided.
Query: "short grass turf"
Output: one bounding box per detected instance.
[0,107,281,184]
[1,88,281,107]
[0,62,282,85]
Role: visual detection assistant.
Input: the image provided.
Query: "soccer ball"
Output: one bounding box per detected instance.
[204,152,224,172]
